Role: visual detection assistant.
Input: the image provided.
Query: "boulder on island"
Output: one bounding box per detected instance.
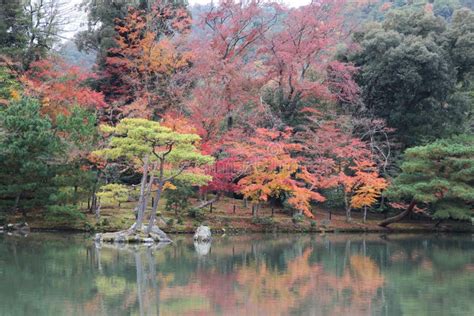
[193,225,212,242]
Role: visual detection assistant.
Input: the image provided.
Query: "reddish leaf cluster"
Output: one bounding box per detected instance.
[225,128,325,217]
[261,0,353,103]
[22,58,106,119]
[102,2,192,122]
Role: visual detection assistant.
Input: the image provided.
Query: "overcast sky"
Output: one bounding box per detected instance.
[62,0,313,39]
[189,0,312,6]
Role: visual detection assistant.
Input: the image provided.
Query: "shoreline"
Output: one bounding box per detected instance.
[12,224,473,235]
[4,197,473,235]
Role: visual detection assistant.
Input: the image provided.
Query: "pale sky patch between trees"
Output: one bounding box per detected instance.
[62,0,313,39]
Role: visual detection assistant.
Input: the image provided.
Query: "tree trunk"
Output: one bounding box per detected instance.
[344,192,351,222]
[147,158,164,234]
[363,206,367,223]
[379,194,387,217]
[134,156,149,232]
[379,200,416,227]
[73,185,78,205]
[147,181,163,234]
[95,198,101,219]
[90,195,97,214]
[139,171,155,222]
[12,192,21,213]
[89,179,99,213]
[192,194,220,209]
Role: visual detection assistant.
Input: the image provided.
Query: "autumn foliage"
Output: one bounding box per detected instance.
[1,0,399,224]
[261,0,357,104]
[102,2,192,122]
[226,128,325,217]
[22,58,106,120]
[350,161,389,209]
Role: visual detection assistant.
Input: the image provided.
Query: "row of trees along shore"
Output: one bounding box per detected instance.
[0,0,473,233]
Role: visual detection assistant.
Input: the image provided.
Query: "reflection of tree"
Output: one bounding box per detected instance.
[0,234,110,315]
[232,249,385,316]
[235,248,322,315]
[386,245,474,316]
[90,244,165,316]
[134,248,162,316]
[0,234,473,315]
[151,243,386,316]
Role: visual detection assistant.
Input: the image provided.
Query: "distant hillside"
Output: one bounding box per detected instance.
[56,40,96,70]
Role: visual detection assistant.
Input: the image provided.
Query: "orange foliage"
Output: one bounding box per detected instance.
[349,160,388,209]
[22,58,106,120]
[296,113,387,217]
[229,128,324,217]
[10,89,21,101]
[86,153,107,171]
[161,113,198,134]
[103,4,192,121]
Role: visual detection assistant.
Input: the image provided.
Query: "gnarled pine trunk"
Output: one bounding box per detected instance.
[147,160,165,234]
[147,182,163,234]
[133,155,149,232]
[379,200,416,227]
[192,194,220,209]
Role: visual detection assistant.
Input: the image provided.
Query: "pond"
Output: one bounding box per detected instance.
[0,233,473,316]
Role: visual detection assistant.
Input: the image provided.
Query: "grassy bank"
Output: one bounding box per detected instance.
[4,196,473,234]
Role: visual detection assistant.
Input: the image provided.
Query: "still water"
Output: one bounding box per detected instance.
[0,233,473,316]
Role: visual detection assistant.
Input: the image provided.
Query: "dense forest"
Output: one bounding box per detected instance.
[0,0,473,232]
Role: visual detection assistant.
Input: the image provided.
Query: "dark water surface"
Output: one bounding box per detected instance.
[0,233,473,316]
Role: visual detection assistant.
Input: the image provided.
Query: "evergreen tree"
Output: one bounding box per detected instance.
[95,118,213,233]
[0,0,28,59]
[0,63,21,105]
[164,180,194,215]
[1,0,70,69]
[382,134,474,226]
[0,98,60,216]
[351,9,474,148]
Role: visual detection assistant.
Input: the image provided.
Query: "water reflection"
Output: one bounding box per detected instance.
[0,233,473,315]
[193,240,211,256]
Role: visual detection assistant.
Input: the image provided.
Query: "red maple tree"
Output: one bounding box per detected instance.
[22,58,106,120]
